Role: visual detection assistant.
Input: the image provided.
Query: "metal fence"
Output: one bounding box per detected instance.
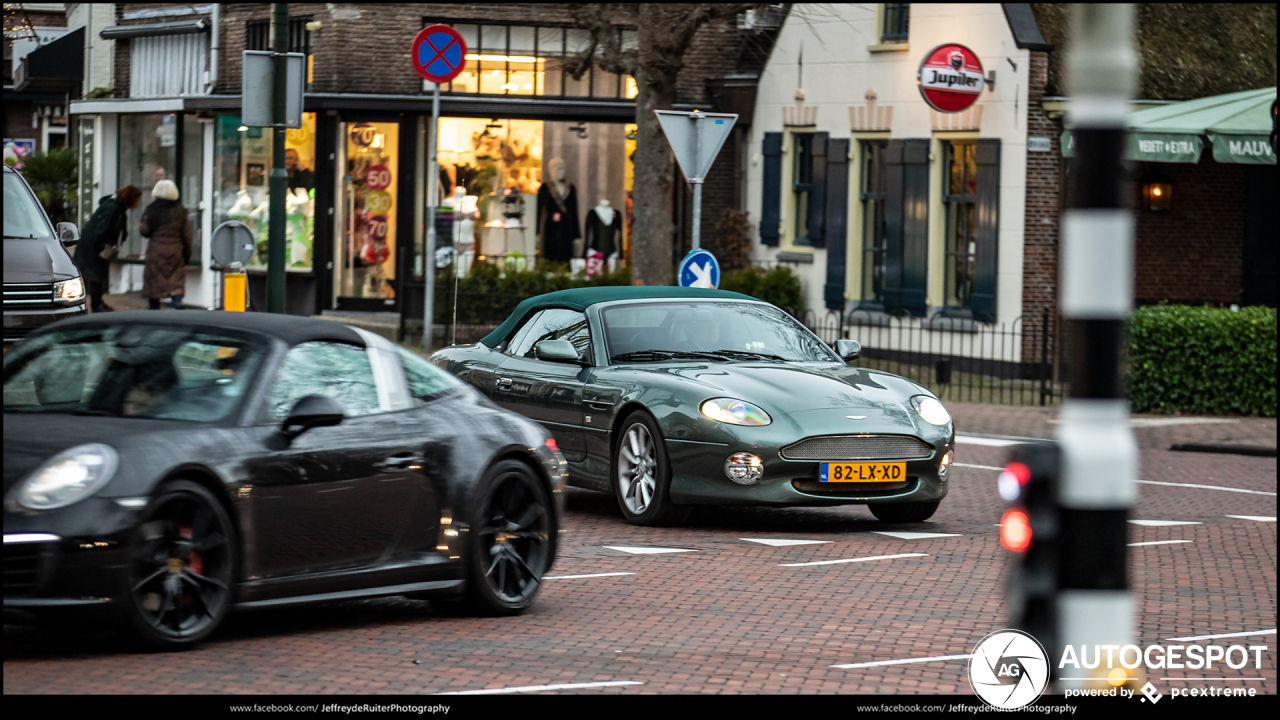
[790,306,1065,406]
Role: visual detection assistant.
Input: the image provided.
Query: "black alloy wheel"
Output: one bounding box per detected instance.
[456,459,552,615]
[869,501,941,524]
[126,480,236,650]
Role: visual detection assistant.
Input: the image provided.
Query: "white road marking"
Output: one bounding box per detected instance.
[872,531,963,540]
[954,462,1005,471]
[956,435,1023,447]
[603,546,697,554]
[437,680,644,695]
[780,552,928,567]
[544,572,636,579]
[1137,480,1276,496]
[1226,515,1276,522]
[1128,540,1194,547]
[1129,520,1202,527]
[831,653,974,669]
[1046,417,1240,427]
[740,538,832,547]
[1165,629,1276,642]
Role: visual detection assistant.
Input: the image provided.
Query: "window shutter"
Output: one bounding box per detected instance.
[807,132,828,246]
[823,138,850,310]
[971,139,1001,322]
[884,139,930,316]
[759,132,783,246]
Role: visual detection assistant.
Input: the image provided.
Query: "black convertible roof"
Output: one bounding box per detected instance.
[33,310,366,347]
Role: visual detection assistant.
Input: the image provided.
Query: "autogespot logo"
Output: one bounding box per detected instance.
[969,630,1051,709]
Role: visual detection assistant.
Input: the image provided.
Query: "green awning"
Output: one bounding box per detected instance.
[1061,87,1276,164]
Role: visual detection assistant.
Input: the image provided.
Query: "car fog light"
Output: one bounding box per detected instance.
[724,452,764,485]
[938,449,953,482]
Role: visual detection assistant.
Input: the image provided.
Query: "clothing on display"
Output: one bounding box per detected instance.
[536,179,580,262]
[583,200,622,259]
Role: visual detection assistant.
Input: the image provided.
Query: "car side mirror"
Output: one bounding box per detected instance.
[57,222,80,247]
[833,339,861,361]
[281,394,344,439]
[534,339,587,365]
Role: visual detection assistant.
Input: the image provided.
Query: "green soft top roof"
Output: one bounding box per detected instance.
[478,285,760,347]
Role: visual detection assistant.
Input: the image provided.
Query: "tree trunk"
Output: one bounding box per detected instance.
[629,11,681,286]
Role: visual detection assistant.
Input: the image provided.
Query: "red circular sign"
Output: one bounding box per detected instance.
[412,24,467,84]
[365,165,392,191]
[917,43,985,113]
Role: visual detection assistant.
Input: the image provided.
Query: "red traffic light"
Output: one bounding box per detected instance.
[997,462,1031,501]
[1001,508,1032,552]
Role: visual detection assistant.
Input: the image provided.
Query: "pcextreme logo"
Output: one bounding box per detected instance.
[969,630,1051,709]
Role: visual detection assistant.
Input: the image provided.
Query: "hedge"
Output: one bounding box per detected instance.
[719,266,804,315]
[1127,305,1276,416]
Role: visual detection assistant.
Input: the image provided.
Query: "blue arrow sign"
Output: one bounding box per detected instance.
[678,249,720,289]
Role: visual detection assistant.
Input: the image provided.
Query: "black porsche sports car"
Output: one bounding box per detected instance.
[430,286,955,527]
[3,312,564,650]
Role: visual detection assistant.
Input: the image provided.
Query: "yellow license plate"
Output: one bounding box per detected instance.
[819,462,907,483]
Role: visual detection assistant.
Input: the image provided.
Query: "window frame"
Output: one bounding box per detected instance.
[858,139,891,308]
[791,132,814,248]
[941,139,979,312]
[880,4,910,43]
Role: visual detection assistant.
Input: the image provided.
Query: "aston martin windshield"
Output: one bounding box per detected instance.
[3,325,265,422]
[602,302,840,363]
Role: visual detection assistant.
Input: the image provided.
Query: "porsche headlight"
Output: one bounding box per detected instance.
[15,444,119,510]
[700,398,772,426]
[911,396,952,426]
[54,277,85,303]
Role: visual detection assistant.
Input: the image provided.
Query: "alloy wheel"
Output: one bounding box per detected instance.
[476,470,549,604]
[129,486,233,642]
[618,423,657,515]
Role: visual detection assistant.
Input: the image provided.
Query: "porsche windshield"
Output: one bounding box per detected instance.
[3,325,265,422]
[602,302,840,363]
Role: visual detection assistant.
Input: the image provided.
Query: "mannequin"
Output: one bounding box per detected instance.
[444,186,479,247]
[536,157,580,262]
[583,198,622,260]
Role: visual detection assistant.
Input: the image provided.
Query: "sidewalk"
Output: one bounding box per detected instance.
[99,292,198,312]
[949,401,1277,452]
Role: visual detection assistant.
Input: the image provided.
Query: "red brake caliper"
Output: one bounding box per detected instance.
[178,525,200,606]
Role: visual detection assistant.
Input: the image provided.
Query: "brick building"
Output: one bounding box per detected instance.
[66,3,781,316]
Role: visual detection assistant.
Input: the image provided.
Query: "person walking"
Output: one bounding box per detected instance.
[72,185,142,312]
[140,179,192,310]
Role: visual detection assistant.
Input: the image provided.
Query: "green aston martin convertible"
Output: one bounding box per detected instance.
[429,286,955,526]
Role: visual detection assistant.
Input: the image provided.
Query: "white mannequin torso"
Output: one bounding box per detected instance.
[594,200,615,225]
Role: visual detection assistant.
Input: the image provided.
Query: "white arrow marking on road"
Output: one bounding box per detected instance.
[1128,540,1194,547]
[955,435,1023,447]
[1165,629,1276,642]
[831,653,974,669]
[1129,520,1202,526]
[1226,515,1276,522]
[603,546,697,554]
[437,680,644,695]
[1138,480,1276,496]
[872,531,963,540]
[544,572,637,579]
[780,552,928,567]
[740,538,832,547]
[688,261,715,288]
[954,462,1005,471]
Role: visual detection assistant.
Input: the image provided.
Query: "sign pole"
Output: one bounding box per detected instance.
[266,2,288,314]
[423,81,440,350]
[690,180,703,251]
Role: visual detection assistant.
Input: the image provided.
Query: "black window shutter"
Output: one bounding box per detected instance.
[971,139,1001,322]
[760,132,783,246]
[807,132,828,246]
[884,139,930,316]
[823,138,850,310]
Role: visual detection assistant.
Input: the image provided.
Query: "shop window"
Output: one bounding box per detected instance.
[335,121,400,303]
[213,112,317,273]
[859,140,890,307]
[942,140,978,310]
[881,4,909,43]
[118,113,203,263]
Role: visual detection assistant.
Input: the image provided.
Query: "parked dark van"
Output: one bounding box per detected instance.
[3,164,84,345]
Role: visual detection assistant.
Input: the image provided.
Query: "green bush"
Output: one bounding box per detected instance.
[1127,305,1276,416]
[434,260,631,325]
[719,265,804,314]
[18,147,78,225]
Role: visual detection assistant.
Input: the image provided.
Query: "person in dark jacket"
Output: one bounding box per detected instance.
[72,185,142,312]
[140,179,192,310]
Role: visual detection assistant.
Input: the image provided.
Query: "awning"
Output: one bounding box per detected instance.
[1061,87,1276,165]
[14,28,84,94]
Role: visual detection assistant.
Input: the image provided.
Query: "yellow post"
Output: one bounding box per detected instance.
[223,272,247,312]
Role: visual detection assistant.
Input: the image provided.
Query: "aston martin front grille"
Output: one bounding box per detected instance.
[780,435,932,461]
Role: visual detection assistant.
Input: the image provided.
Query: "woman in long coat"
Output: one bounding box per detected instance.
[140,179,192,309]
[72,185,141,312]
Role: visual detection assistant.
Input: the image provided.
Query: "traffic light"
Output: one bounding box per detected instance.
[1001,442,1061,676]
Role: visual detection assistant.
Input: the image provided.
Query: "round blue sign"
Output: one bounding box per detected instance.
[678,249,720,289]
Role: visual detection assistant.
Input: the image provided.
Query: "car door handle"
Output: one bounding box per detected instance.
[496,377,513,389]
[376,453,422,472]
[586,400,612,410]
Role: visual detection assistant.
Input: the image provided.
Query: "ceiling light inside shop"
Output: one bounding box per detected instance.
[523,83,532,90]
[466,53,543,64]
[238,126,248,132]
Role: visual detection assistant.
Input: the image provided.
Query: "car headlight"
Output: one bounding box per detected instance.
[54,277,85,303]
[14,443,119,510]
[911,395,951,426]
[700,398,772,426]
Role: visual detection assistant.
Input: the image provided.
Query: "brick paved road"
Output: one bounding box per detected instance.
[4,442,1274,695]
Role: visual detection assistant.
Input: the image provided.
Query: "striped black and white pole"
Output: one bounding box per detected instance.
[1055,3,1138,690]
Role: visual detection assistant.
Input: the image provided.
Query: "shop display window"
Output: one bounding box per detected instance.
[213,112,317,272]
[118,113,203,263]
[335,122,400,302]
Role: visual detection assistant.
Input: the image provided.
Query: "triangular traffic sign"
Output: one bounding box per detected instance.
[654,110,738,182]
